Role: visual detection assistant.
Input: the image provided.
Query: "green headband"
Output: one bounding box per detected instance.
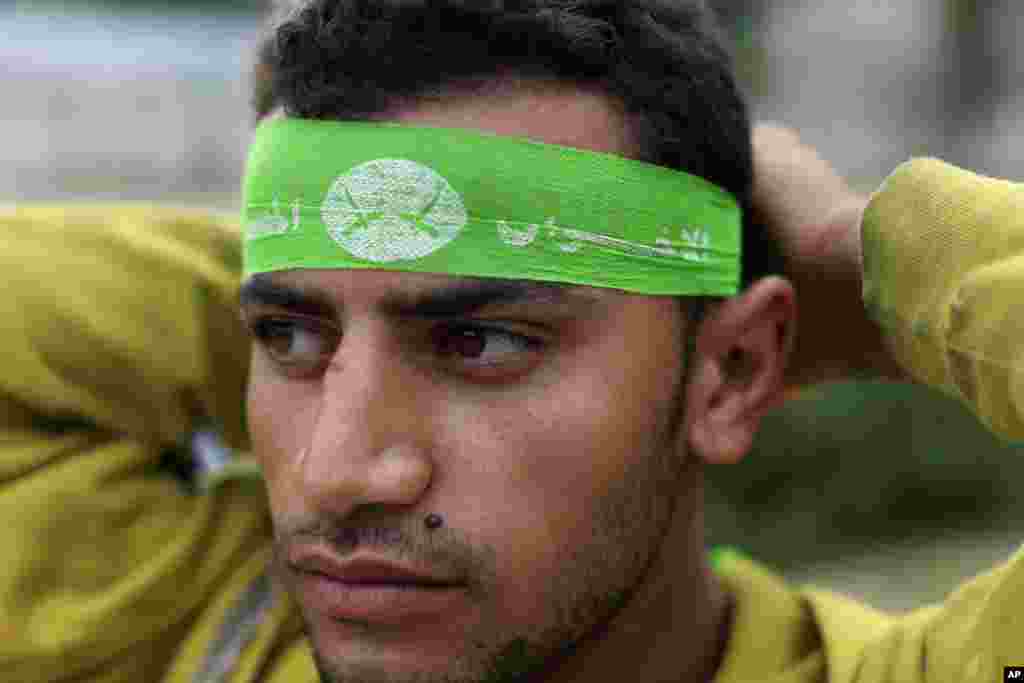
[242,117,742,296]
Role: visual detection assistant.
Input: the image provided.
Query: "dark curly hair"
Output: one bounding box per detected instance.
[250,0,783,311]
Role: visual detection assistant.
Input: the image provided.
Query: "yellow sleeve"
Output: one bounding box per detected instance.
[859,162,1024,680]
[0,204,289,682]
[0,203,251,451]
[861,159,1024,441]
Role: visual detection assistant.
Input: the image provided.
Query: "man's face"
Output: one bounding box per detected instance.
[243,83,695,683]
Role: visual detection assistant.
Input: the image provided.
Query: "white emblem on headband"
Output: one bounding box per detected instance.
[248,197,301,239]
[496,218,547,247]
[678,226,711,263]
[321,159,467,262]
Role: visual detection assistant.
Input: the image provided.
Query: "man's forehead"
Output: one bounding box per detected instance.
[240,270,610,319]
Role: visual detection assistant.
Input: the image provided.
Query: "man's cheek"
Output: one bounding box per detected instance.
[526,392,632,487]
[247,384,301,490]
[246,390,277,463]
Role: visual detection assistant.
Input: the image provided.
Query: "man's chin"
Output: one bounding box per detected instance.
[309,633,450,683]
[303,609,483,683]
[305,614,560,683]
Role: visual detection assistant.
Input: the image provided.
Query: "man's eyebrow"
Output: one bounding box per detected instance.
[239,273,336,318]
[239,273,603,319]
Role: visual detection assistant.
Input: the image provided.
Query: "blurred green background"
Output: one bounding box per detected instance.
[6,0,1024,610]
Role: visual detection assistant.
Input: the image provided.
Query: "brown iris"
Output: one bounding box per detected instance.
[436,327,487,358]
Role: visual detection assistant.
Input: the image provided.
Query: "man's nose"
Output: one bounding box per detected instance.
[295,336,435,520]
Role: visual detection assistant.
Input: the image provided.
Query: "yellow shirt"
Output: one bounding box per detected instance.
[1,158,1022,682]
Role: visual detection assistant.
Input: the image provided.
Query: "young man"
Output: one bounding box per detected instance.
[2,2,1023,683]
[242,2,793,681]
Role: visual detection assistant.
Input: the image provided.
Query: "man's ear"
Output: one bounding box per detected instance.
[684,277,796,465]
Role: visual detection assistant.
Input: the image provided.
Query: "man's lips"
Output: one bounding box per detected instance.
[287,547,465,624]
[288,546,461,587]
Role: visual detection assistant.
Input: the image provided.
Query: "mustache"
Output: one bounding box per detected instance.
[277,515,414,554]
[299,525,405,551]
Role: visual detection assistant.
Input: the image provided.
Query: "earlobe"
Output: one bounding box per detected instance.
[685,350,756,464]
[684,277,796,465]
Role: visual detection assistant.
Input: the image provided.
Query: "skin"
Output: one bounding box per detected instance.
[750,123,907,385]
[244,79,797,683]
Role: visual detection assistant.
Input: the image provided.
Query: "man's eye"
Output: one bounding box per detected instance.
[432,324,543,372]
[249,318,337,371]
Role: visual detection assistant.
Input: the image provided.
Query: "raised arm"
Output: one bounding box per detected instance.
[752,124,1024,441]
[0,204,282,681]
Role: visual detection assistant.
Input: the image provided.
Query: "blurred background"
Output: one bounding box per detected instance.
[5,0,1024,611]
